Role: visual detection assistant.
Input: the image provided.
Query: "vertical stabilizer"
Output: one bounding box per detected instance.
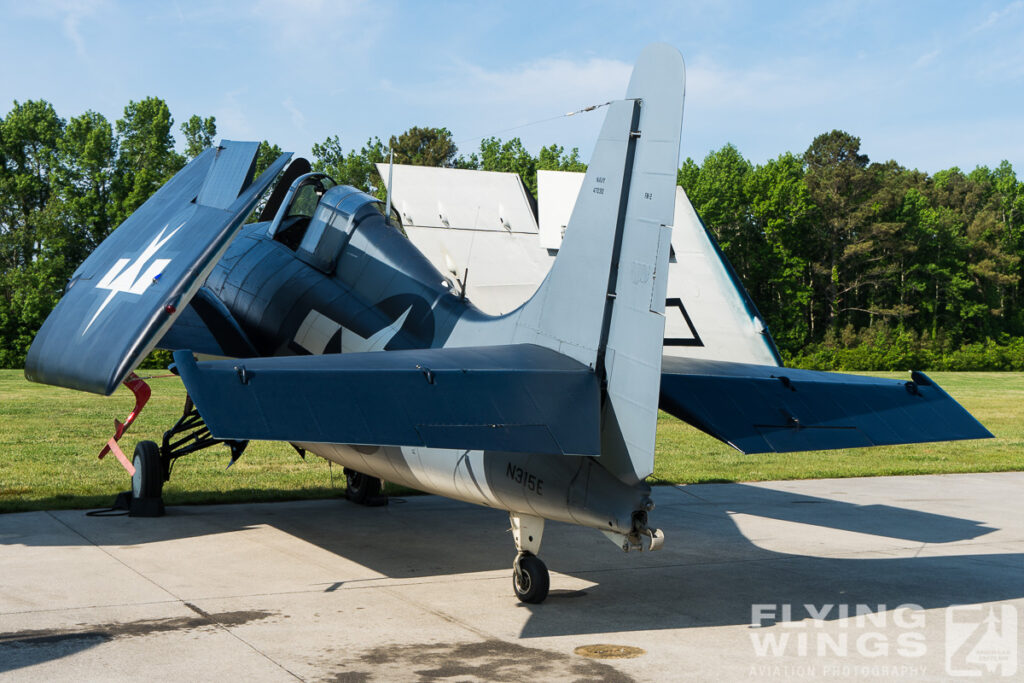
[596,44,685,484]
[450,44,685,484]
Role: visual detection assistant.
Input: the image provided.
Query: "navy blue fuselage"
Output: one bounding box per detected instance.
[162,186,471,361]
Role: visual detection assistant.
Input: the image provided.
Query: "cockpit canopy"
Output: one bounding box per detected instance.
[269,171,403,274]
[268,172,336,250]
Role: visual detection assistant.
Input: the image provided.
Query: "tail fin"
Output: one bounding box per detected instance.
[450,44,685,484]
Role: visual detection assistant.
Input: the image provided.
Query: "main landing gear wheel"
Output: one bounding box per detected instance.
[513,553,549,604]
[344,468,388,506]
[130,440,165,517]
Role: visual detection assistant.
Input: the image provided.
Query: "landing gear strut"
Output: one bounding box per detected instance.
[112,394,249,517]
[161,395,248,468]
[343,468,388,506]
[510,512,549,604]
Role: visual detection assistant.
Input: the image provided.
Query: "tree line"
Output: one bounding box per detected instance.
[2,97,1021,369]
[680,133,1024,369]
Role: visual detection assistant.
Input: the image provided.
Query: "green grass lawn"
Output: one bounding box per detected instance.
[1,369,1021,513]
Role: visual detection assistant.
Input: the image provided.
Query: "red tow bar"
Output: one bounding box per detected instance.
[98,372,152,476]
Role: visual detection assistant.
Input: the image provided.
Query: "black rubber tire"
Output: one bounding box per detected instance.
[131,440,165,501]
[344,468,382,505]
[513,554,549,604]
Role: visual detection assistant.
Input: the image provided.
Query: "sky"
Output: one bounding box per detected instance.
[1,0,1022,174]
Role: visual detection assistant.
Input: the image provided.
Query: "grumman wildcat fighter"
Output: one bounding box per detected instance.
[26,44,990,603]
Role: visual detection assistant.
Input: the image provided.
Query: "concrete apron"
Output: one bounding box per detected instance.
[1,472,1022,682]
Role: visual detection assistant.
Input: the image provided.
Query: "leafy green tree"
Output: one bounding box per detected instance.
[389,126,458,168]
[917,167,1020,341]
[537,143,586,172]
[0,257,65,367]
[0,100,66,365]
[4,91,1024,371]
[802,130,879,336]
[677,157,700,190]
[180,114,216,160]
[745,152,816,351]
[682,144,763,289]
[479,137,538,195]
[964,206,1019,332]
[0,100,65,269]
[53,111,117,256]
[903,185,970,341]
[253,140,284,178]
[852,163,928,330]
[311,134,387,196]
[453,152,480,169]
[245,141,286,223]
[971,161,1024,333]
[113,97,184,222]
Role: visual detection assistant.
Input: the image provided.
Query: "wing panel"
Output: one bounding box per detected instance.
[197,141,260,209]
[25,144,291,394]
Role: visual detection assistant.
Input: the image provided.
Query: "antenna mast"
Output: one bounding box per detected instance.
[384,147,394,225]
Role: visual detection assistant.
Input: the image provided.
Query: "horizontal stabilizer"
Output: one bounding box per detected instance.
[660,357,993,454]
[25,142,291,394]
[174,344,601,456]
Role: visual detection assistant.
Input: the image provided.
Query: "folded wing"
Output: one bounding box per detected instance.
[25,142,291,395]
[660,356,992,453]
[157,287,259,358]
[174,344,601,456]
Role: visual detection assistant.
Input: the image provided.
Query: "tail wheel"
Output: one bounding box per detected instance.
[344,468,382,505]
[513,553,549,604]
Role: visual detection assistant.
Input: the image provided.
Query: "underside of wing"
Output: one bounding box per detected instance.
[660,356,993,454]
[157,287,258,358]
[174,344,601,456]
[25,142,291,395]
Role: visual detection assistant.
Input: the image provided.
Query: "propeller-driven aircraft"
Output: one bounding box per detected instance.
[25,44,991,603]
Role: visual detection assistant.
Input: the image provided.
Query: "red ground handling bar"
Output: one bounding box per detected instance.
[97,372,152,476]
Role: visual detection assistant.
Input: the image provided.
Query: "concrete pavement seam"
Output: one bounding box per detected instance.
[42,511,306,681]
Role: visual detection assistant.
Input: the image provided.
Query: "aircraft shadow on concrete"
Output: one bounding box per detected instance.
[2,484,1019,644]
[0,633,111,675]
